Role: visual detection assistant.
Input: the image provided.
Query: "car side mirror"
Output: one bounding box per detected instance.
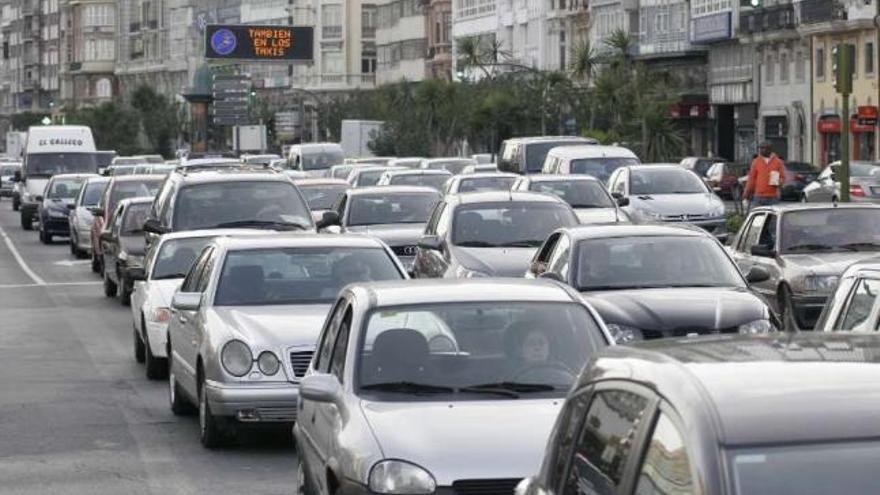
[12,171,21,182]
[90,207,104,217]
[34,195,43,202]
[417,235,443,251]
[316,210,340,230]
[67,203,76,210]
[300,373,343,405]
[143,218,167,235]
[750,245,775,258]
[171,292,202,311]
[538,271,564,282]
[745,265,771,284]
[126,266,146,281]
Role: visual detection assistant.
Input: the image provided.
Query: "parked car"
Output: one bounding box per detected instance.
[166,234,407,447]
[375,169,452,191]
[293,278,613,495]
[729,204,880,330]
[287,143,346,177]
[319,186,442,269]
[608,164,727,239]
[69,176,110,258]
[441,172,518,194]
[90,175,165,273]
[705,161,750,199]
[346,166,405,188]
[420,158,477,175]
[779,161,820,201]
[129,229,267,379]
[292,178,349,224]
[540,145,640,184]
[802,160,880,202]
[100,197,153,305]
[498,136,597,175]
[0,162,21,200]
[518,332,880,495]
[814,258,880,332]
[512,175,629,224]
[527,224,776,343]
[679,156,717,177]
[37,173,98,244]
[411,191,579,278]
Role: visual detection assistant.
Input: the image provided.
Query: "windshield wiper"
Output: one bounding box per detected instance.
[497,240,543,248]
[838,242,880,251]
[213,220,310,231]
[571,204,607,209]
[461,382,557,396]
[154,273,187,280]
[786,243,836,252]
[360,381,454,395]
[456,241,499,247]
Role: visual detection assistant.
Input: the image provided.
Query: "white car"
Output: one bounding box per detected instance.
[129,229,264,379]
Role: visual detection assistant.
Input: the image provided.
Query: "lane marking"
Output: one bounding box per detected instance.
[0,224,46,286]
[54,259,91,267]
[0,281,102,289]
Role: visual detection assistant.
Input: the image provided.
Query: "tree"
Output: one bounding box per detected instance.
[66,103,143,155]
[131,85,180,157]
[11,112,50,131]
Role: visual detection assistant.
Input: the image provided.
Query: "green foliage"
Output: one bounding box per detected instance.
[11,112,50,131]
[66,103,143,155]
[727,213,745,234]
[130,85,180,157]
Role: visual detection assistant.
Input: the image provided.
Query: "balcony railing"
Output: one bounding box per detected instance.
[319,73,376,86]
[798,0,844,24]
[322,25,342,39]
[362,26,376,39]
[740,4,795,34]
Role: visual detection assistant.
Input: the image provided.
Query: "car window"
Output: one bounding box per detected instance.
[47,177,86,199]
[548,391,592,495]
[548,235,571,277]
[634,412,695,495]
[111,204,125,234]
[80,180,107,206]
[452,202,578,247]
[196,248,216,293]
[299,184,347,211]
[435,202,451,239]
[563,389,651,495]
[180,247,212,293]
[530,180,616,208]
[424,201,445,236]
[151,237,215,280]
[835,278,880,331]
[347,193,440,226]
[780,209,880,253]
[612,171,627,195]
[329,309,353,380]
[174,181,311,231]
[108,178,162,213]
[457,176,517,193]
[536,233,562,263]
[738,214,766,252]
[570,157,640,183]
[630,168,706,195]
[757,214,777,248]
[315,299,347,373]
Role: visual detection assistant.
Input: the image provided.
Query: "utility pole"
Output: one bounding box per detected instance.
[833,44,855,201]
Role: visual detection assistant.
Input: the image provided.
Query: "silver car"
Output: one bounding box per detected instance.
[166,234,407,448]
[294,279,613,495]
[442,172,519,195]
[802,161,880,203]
[814,258,880,332]
[512,174,629,224]
[376,169,453,192]
[0,162,21,199]
[68,176,109,258]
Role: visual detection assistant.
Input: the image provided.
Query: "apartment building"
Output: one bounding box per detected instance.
[59,0,118,108]
[426,0,452,80]
[0,0,61,115]
[375,0,426,84]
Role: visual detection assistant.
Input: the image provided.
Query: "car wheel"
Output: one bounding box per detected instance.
[199,373,230,448]
[778,286,800,331]
[91,251,101,273]
[20,213,32,230]
[103,270,117,298]
[133,326,145,363]
[39,229,51,244]
[12,197,19,211]
[119,271,131,306]
[69,236,77,256]
[293,452,314,495]
[800,194,807,203]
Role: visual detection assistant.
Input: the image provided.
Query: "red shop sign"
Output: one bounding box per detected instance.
[817,118,842,133]
[851,117,876,133]
[858,105,878,120]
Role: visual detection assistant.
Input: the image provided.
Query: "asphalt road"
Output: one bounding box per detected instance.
[0,204,296,494]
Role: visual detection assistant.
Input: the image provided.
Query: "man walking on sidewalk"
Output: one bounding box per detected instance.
[744,141,785,207]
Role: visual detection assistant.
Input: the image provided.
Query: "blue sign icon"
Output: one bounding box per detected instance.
[211,28,237,56]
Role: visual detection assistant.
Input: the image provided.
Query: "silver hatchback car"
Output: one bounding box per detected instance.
[166,234,407,448]
[294,279,612,495]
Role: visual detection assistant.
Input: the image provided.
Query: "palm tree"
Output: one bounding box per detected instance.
[569,40,599,84]
[604,29,633,69]
[456,36,491,79]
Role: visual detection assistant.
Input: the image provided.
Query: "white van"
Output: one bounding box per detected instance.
[540,145,640,184]
[287,143,345,177]
[17,126,98,230]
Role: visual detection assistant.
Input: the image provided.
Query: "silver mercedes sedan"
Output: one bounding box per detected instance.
[166,234,407,448]
[294,279,612,495]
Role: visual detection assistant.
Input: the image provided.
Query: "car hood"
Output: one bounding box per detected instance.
[582,287,770,336]
[781,252,880,276]
[450,246,537,277]
[346,224,426,246]
[212,304,331,349]
[574,207,620,224]
[630,193,722,216]
[43,198,74,210]
[361,399,561,485]
[120,235,147,256]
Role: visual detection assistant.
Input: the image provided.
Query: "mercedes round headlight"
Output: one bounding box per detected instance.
[738,319,777,334]
[605,323,643,344]
[369,460,436,495]
[221,340,253,377]
[257,351,280,375]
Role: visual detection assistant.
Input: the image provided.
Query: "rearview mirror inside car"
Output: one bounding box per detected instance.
[171,292,202,311]
[417,235,442,251]
[300,373,343,404]
[750,245,775,258]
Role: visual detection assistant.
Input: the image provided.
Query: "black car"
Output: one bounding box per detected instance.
[318,186,441,269]
[518,333,880,495]
[411,191,579,278]
[37,173,97,244]
[781,161,819,201]
[100,197,152,305]
[527,224,776,342]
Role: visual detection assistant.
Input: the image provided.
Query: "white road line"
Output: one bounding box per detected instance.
[0,281,102,289]
[0,224,46,286]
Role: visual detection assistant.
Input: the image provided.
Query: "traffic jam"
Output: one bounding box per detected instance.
[4,125,880,494]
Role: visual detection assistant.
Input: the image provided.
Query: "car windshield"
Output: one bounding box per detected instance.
[47,178,86,199]
[357,302,604,400]
[453,202,577,247]
[109,166,137,176]
[570,157,640,182]
[781,209,880,252]
[107,179,163,213]
[302,149,345,171]
[25,153,100,176]
[354,169,388,187]
[457,176,517,193]
[122,202,151,234]
[214,247,402,306]
[576,236,745,290]
[0,165,20,176]
[631,168,707,195]
[80,181,108,206]
[427,160,472,174]
[731,442,880,494]
[348,193,439,226]
[390,174,451,191]
[526,142,585,173]
[151,237,215,280]
[530,180,615,208]
[174,181,312,231]
[849,163,880,177]
[331,166,355,179]
[299,184,348,211]
[786,162,817,173]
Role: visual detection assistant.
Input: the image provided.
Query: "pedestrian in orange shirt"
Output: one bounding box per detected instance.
[744,141,786,207]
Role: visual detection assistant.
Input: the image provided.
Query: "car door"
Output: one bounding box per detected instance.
[414,201,450,278]
[103,204,125,282]
[732,213,779,299]
[132,239,159,333]
[832,277,880,332]
[171,247,213,393]
[631,405,700,495]
[545,234,572,283]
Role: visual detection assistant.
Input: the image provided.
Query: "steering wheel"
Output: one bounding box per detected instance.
[508,362,576,383]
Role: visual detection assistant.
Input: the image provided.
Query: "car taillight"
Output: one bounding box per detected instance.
[851,185,866,197]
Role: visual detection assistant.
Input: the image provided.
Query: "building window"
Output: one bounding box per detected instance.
[84,4,115,27]
[780,52,789,83]
[322,4,343,39]
[816,47,825,79]
[96,78,111,98]
[322,49,344,74]
[765,54,775,85]
[559,29,567,70]
[866,42,875,75]
[852,41,859,79]
[362,4,376,39]
[795,50,805,82]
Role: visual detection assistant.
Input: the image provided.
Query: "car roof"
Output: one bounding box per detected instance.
[172,169,287,184]
[213,233,387,251]
[547,145,637,159]
[589,333,880,445]
[447,190,569,205]
[117,196,154,207]
[562,223,710,240]
[385,169,451,176]
[293,178,350,186]
[626,164,688,172]
[49,173,100,180]
[156,229,271,243]
[108,174,165,184]
[505,136,596,145]
[83,176,111,184]
[523,174,602,183]
[348,185,441,196]
[423,157,474,163]
[456,172,518,179]
[749,203,880,214]
[349,278,580,307]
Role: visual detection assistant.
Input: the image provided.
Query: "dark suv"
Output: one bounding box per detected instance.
[143,168,314,243]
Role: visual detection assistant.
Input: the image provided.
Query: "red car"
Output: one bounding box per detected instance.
[705,161,750,199]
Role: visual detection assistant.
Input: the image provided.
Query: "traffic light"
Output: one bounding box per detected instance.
[833,43,855,95]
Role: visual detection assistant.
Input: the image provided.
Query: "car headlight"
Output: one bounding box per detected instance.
[369,460,437,495]
[257,351,280,375]
[149,307,171,324]
[738,319,777,334]
[455,265,490,278]
[708,203,726,218]
[797,275,840,293]
[221,340,253,377]
[48,207,67,218]
[605,323,643,344]
[635,207,662,222]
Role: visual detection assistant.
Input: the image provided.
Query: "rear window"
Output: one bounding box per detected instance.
[122,202,151,234]
[108,179,162,212]
[80,181,108,206]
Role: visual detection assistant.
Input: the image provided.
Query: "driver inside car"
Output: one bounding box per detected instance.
[505,323,574,384]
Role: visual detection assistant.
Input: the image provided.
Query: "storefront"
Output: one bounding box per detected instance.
[817,115,841,166]
[852,106,877,161]
[764,115,789,160]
